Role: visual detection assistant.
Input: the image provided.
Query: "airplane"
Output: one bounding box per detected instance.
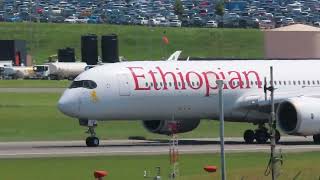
[58,51,320,147]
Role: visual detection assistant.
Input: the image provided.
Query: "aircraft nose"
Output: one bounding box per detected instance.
[58,92,80,117]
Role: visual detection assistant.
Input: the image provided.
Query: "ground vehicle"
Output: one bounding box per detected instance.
[284,18,295,25]
[205,20,218,27]
[48,62,87,80]
[314,21,320,27]
[135,16,148,25]
[159,19,170,26]
[169,19,182,27]
[64,16,77,23]
[76,16,89,23]
[33,65,49,79]
[2,66,35,79]
[148,18,160,26]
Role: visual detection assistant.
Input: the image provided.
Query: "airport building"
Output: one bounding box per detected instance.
[264,24,320,59]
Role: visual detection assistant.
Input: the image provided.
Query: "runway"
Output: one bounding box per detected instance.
[0,136,319,158]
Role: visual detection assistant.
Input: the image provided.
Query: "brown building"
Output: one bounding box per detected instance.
[264,24,320,59]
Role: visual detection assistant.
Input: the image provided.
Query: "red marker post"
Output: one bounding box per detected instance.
[94,170,108,180]
[204,166,217,173]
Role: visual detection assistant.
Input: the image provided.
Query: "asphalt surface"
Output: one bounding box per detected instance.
[0,88,65,93]
[0,137,319,158]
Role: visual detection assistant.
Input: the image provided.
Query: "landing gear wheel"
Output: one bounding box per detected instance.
[275,129,281,144]
[244,129,255,144]
[255,129,269,144]
[313,134,320,144]
[86,136,100,147]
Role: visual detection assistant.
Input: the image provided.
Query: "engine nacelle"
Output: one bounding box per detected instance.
[277,97,320,136]
[142,120,200,135]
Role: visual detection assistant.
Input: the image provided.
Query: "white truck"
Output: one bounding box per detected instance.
[33,64,49,79]
[48,62,87,80]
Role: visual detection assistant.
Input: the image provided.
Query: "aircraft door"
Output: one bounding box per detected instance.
[117,73,131,96]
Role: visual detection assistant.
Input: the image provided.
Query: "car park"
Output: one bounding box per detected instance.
[0,0,319,28]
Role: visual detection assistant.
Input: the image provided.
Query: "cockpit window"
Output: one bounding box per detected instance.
[69,80,97,89]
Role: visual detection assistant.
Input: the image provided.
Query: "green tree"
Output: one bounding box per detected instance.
[215,0,225,27]
[174,0,184,19]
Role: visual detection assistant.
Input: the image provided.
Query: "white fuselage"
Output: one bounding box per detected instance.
[58,60,320,124]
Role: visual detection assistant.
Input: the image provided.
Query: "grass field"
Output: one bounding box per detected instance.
[0,92,255,141]
[0,22,264,63]
[0,80,70,88]
[0,152,319,179]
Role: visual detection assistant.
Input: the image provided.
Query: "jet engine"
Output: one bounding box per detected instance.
[142,120,200,135]
[277,97,320,136]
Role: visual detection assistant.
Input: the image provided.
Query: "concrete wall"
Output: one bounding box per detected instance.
[264,31,320,59]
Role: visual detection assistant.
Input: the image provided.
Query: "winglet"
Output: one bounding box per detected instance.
[167,51,182,61]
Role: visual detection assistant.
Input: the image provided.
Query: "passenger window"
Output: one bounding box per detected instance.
[288,81,291,85]
[298,81,301,85]
[279,81,281,85]
[318,80,320,85]
[303,80,305,85]
[146,82,148,87]
[312,81,315,85]
[179,82,181,87]
[169,82,172,87]
[284,81,286,85]
[160,82,163,86]
[308,81,310,85]
[274,81,277,85]
[151,82,153,86]
[293,81,296,85]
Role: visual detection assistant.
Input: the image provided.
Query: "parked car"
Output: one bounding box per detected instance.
[76,16,89,23]
[64,15,77,23]
[135,16,148,25]
[205,20,218,27]
[87,16,101,23]
[148,18,160,26]
[284,17,295,25]
[169,19,181,27]
[159,19,170,26]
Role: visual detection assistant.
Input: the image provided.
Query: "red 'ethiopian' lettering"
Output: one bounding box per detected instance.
[242,71,262,89]
[127,67,150,90]
[126,66,262,96]
[156,66,179,90]
[186,71,203,90]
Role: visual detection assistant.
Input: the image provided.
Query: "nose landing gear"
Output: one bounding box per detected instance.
[86,125,100,147]
[79,119,100,147]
